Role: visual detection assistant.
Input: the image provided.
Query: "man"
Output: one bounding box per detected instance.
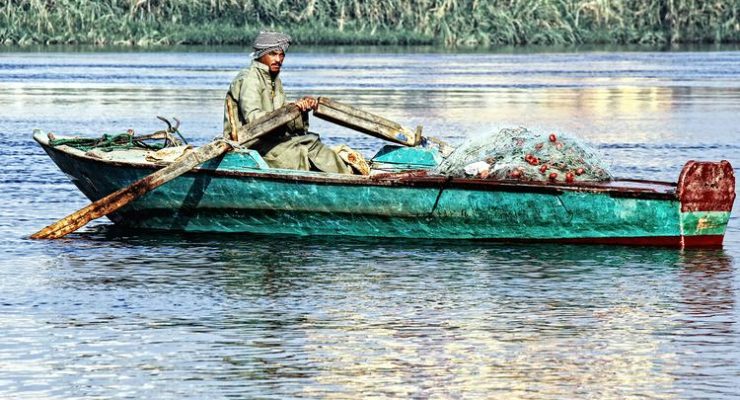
[223,31,352,174]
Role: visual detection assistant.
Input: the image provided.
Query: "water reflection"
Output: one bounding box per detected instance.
[2,51,739,151]
[1,48,738,399]
[6,231,727,398]
[678,250,734,317]
[672,251,737,396]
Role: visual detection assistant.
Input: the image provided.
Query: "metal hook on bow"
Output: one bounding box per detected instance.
[155,116,188,145]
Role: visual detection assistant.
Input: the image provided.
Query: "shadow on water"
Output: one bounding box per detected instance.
[47,225,735,296]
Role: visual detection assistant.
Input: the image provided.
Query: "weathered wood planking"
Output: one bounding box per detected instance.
[30,134,737,247]
[235,104,301,144]
[313,97,422,147]
[31,105,301,239]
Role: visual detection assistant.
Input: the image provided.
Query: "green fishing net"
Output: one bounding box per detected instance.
[49,133,152,152]
[435,127,612,183]
[50,131,184,152]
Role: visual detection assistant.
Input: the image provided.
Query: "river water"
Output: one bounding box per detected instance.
[1,46,739,399]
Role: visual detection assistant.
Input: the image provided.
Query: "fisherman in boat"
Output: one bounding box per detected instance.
[223,31,353,174]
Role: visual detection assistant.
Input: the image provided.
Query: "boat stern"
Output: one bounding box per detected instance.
[677,160,736,247]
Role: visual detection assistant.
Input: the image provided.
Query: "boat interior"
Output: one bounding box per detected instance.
[34,130,679,197]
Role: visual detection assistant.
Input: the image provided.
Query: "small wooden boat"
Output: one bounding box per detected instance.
[33,131,735,248]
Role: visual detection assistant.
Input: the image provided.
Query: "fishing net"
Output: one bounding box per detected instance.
[434,127,612,183]
[49,132,159,152]
[49,128,186,152]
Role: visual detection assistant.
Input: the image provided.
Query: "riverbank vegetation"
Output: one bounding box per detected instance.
[2,0,737,46]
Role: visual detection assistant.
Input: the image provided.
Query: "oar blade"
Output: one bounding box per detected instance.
[313,97,422,147]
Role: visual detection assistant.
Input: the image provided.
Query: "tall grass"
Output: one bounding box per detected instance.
[1,0,737,46]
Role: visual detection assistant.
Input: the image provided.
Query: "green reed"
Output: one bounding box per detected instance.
[1,0,737,46]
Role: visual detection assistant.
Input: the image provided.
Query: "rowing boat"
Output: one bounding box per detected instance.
[33,131,735,248]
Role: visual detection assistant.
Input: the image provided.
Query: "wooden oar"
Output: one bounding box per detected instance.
[31,105,301,239]
[312,97,453,155]
[313,97,423,147]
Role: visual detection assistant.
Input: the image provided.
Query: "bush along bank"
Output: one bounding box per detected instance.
[2,0,738,46]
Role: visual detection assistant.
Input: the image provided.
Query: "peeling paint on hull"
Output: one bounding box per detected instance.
[36,136,735,249]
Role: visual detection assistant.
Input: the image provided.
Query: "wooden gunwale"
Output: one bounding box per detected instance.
[40,141,679,201]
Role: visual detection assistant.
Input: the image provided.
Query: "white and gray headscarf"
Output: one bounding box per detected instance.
[251,31,292,59]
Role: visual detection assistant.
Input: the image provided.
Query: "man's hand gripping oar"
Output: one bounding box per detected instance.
[30,105,301,239]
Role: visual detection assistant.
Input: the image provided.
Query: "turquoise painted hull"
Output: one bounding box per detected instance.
[35,133,735,248]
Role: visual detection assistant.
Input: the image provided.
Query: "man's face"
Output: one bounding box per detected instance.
[258,50,285,74]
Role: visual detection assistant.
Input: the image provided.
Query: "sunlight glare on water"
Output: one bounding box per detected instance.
[0,46,738,399]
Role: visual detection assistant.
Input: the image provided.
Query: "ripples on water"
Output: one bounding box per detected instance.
[1,233,737,398]
[0,46,739,398]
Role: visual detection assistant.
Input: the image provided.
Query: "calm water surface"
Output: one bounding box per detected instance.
[1,46,739,399]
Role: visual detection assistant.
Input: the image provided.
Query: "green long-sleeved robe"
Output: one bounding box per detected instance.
[223,61,351,174]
